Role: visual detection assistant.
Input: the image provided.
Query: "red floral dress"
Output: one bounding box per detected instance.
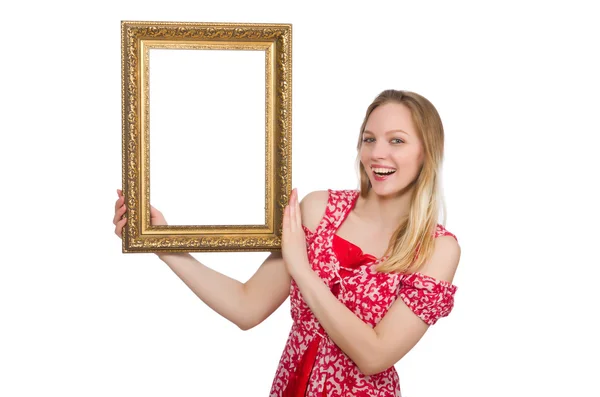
[269,189,458,397]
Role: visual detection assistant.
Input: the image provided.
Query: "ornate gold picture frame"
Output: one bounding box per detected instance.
[121,21,292,253]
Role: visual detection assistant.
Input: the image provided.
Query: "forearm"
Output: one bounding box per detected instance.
[156,252,250,330]
[292,267,380,375]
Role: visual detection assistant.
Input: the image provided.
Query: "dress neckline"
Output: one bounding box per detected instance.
[333,191,389,263]
[312,190,457,287]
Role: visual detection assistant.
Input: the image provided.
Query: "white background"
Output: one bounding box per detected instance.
[1,1,599,396]
[150,48,266,225]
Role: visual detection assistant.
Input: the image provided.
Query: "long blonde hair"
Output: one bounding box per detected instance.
[356,90,447,274]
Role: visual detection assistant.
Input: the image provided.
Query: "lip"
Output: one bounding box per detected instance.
[373,171,394,182]
[371,165,396,182]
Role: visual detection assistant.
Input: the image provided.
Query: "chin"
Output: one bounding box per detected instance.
[369,180,411,198]
[370,185,400,198]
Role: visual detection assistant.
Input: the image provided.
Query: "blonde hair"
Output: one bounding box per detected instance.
[356,89,447,274]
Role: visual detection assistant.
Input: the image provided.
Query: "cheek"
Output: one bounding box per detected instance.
[393,152,422,172]
[359,147,369,163]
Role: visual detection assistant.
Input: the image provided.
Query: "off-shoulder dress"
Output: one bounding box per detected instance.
[269,189,458,397]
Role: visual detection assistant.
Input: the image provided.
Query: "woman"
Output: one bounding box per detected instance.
[114,89,461,396]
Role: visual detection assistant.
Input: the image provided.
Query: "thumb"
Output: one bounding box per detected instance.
[150,205,165,218]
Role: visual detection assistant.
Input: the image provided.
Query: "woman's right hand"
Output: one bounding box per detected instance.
[114,189,168,239]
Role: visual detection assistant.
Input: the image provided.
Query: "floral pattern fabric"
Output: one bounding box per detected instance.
[269,189,458,397]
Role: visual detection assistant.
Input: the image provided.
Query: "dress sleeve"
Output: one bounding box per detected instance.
[398,273,457,325]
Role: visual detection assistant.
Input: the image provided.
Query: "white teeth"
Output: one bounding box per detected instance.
[372,167,396,174]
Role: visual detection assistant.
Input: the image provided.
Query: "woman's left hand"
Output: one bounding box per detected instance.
[282,188,311,279]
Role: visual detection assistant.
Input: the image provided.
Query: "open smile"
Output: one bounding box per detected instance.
[371,166,396,181]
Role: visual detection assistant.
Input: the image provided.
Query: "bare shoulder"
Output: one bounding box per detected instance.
[418,234,461,284]
[299,190,329,232]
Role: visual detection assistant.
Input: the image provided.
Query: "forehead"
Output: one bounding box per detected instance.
[364,102,416,135]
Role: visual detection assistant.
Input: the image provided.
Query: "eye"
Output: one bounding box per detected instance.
[362,137,375,143]
[391,138,404,144]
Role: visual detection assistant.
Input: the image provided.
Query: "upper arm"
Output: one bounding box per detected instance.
[242,252,291,330]
[418,235,461,284]
[241,190,329,330]
[367,235,461,374]
[299,190,329,233]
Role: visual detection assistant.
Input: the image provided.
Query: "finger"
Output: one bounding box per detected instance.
[290,188,298,228]
[117,189,123,197]
[113,204,127,225]
[284,204,292,229]
[290,188,300,228]
[294,189,302,226]
[114,195,124,212]
[150,206,164,220]
[115,217,127,238]
[283,204,290,222]
[281,206,288,243]
[289,196,296,231]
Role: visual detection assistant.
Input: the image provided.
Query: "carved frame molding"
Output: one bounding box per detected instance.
[121,21,292,253]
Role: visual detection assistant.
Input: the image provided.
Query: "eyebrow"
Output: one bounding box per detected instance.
[363,129,409,135]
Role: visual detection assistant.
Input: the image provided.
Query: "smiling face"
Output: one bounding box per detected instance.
[359,102,425,198]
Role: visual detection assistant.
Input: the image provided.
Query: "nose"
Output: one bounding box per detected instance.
[370,140,390,159]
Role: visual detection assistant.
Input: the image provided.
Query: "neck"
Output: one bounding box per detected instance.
[355,186,414,231]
